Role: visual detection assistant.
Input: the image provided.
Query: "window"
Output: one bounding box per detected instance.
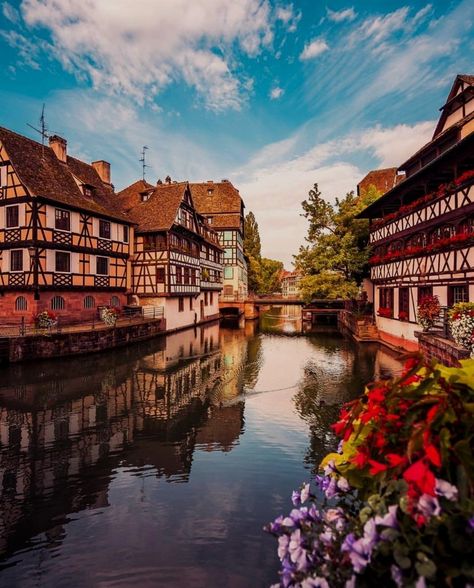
[184,267,189,285]
[110,295,120,307]
[141,192,151,202]
[15,296,27,311]
[84,296,95,309]
[223,231,233,242]
[399,287,409,320]
[55,251,70,273]
[379,287,393,316]
[123,225,129,243]
[189,297,193,310]
[418,286,433,303]
[204,291,208,306]
[224,248,232,259]
[448,285,468,306]
[96,257,109,275]
[210,292,213,305]
[0,165,7,187]
[6,205,19,228]
[156,267,165,283]
[207,216,213,225]
[143,234,166,250]
[99,220,111,239]
[83,185,93,198]
[51,296,65,310]
[55,209,70,232]
[178,297,184,312]
[10,250,23,272]
[176,266,182,284]
[224,267,234,279]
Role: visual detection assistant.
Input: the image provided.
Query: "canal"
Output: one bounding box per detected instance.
[0,306,402,588]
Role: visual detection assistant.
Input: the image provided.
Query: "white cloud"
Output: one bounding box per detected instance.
[275,4,301,32]
[350,7,410,45]
[2,1,19,23]
[8,0,294,112]
[233,120,434,265]
[270,86,284,100]
[299,38,329,60]
[327,7,357,23]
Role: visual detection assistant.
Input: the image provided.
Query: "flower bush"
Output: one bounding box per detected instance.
[371,171,474,231]
[448,302,474,357]
[377,307,392,318]
[266,357,474,587]
[417,295,440,331]
[100,306,119,326]
[398,310,409,321]
[33,310,57,329]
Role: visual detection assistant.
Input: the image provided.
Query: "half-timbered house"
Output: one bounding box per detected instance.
[117,181,223,331]
[358,74,474,350]
[0,128,133,324]
[190,181,248,300]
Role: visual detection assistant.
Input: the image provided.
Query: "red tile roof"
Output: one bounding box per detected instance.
[357,168,403,196]
[0,126,130,223]
[189,181,244,214]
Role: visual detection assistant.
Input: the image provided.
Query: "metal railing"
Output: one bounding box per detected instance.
[0,305,165,338]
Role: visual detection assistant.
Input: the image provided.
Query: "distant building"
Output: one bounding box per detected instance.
[0,127,133,325]
[357,168,404,197]
[117,181,223,331]
[190,181,248,300]
[358,74,474,350]
[281,270,301,298]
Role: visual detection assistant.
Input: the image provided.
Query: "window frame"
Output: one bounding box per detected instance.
[99,219,111,240]
[448,284,469,306]
[96,256,109,276]
[398,287,410,321]
[55,251,71,274]
[55,208,71,232]
[10,249,23,272]
[156,267,165,283]
[6,205,19,228]
[178,297,184,312]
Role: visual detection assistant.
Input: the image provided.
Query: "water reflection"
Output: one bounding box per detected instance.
[0,308,402,587]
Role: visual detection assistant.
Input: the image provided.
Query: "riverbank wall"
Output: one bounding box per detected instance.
[415,332,470,367]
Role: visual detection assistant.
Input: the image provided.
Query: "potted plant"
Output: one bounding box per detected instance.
[33,310,58,330]
[417,294,440,331]
[100,306,118,326]
[448,302,474,357]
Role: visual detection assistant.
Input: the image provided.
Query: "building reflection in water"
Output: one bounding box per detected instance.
[0,322,251,560]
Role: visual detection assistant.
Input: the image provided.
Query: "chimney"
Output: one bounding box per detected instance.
[92,160,111,185]
[49,135,67,163]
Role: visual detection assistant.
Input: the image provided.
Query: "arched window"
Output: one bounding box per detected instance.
[51,296,65,311]
[457,217,474,235]
[84,295,95,309]
[15,296,27,311]
[110,295,120,308]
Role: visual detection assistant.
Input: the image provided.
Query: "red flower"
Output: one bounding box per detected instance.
[386,453,406,468]
[426,405,439,424]
[403,459,436,496]
[368,459,388,475]
[351,449,369,468]
[425,443,441,468]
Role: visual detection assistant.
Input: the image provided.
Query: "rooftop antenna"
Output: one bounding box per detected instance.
[139,145,149,181]
[27,103,50,158]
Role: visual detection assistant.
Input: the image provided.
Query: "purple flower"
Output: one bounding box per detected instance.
[319,526,334,545]
[345,576,356,588]
[337,476,350,492]
[469,516,474,532]
[415,577,427,588]
[268,515,284,533]
[417,494,441,519]
[324,507,346,531]
[325,476,338,499]
[288,529,307,571]
[293,483,311,505]
[342,519,378,573]
[323,460,336,475]
[301,483,310,503]
[375,505,398,529]
[278,535,289,560]
[391,565,403,587]
[292,490,301,506]
[337,440,344,454]
[435,478,458,501]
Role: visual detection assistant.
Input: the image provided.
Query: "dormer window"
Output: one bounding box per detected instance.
[83,184,94,198]
[141,192,150,202]
[207,188,213,195]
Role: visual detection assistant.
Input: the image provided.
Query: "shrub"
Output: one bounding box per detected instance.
[100,306,118,326]
[33,310,57,329]
[448,302,474,356]
[266,357,474,587]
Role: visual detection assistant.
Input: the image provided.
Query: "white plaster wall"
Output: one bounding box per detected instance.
[375,315,419,343]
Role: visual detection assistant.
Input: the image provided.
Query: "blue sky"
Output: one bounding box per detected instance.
[0,0,473,266]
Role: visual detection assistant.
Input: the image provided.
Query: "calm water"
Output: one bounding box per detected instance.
[0,307,402,588]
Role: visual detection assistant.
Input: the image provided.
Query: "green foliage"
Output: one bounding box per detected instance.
[259,257,283,295]
[299,271,359,303]
[244,211,262,293]
[295,183,381,300]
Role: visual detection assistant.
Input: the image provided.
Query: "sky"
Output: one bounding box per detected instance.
[0,0,473,267]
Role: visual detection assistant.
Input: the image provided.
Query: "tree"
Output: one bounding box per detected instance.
[244,211,262,294]
[294,182,381,301]
[259,258,283,295]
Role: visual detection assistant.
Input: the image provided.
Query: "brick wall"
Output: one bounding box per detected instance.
[416,332,470,367]
[0,291,127,326]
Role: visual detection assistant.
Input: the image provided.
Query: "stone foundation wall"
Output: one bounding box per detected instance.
[0,318,166,364]
[415,332,470,367]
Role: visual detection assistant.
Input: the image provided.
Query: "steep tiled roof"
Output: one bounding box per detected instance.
[357,168,403,196]
[120,182,187,232]
[0,127,129,222]
[459,74,474,85]
[207,214,242,229]
[190,181,243,214]
[116,179,154,213]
